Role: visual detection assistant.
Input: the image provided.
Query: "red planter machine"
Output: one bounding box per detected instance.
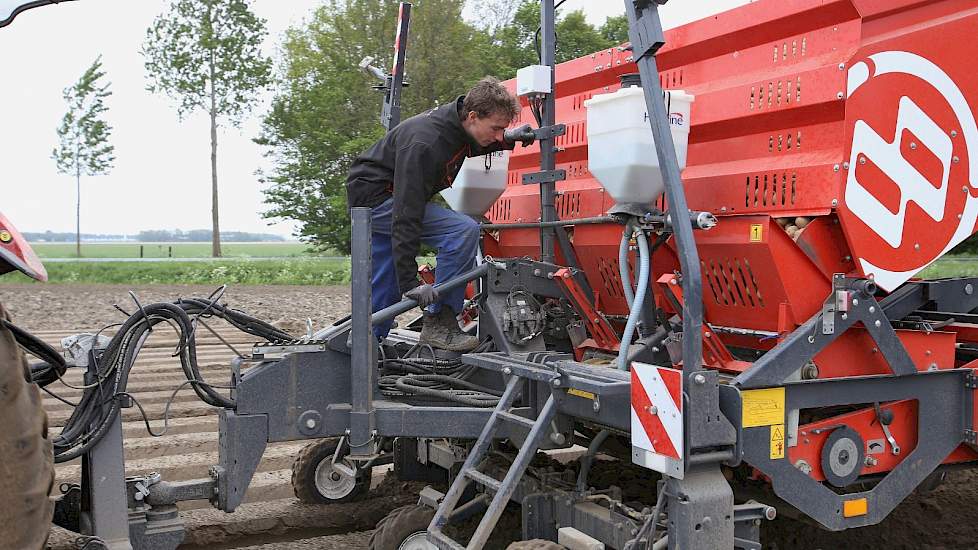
[483,0,978,531]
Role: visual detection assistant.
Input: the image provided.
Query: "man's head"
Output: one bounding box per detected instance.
[460,77,521,147]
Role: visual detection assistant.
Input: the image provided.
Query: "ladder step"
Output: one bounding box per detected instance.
[498,410,536,429]
[465,469,502,491]
[427,528,466,550]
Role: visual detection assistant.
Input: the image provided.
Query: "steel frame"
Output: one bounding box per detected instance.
[58,2,978,550]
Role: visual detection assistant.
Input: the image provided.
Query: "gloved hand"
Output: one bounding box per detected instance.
[404,284,439,308]
[504,124,536,147]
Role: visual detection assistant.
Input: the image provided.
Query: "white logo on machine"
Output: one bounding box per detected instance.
[844,51,978,290]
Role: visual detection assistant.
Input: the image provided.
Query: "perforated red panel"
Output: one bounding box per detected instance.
[491,0,978,327]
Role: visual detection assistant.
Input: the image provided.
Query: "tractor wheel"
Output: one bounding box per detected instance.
[368,504,437,550]
[291,438,372,504]
[506,540,567,550]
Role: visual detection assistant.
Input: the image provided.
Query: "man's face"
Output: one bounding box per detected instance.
[463,111,513,147]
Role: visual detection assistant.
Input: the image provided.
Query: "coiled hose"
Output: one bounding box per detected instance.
[45,295,293,463]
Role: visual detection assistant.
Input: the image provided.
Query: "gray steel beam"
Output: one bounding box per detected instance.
[82,412,133,550]
[537,0,558,263]
[623,0,703,377]
[350,207,377,456]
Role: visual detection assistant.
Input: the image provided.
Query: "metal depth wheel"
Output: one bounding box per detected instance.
[291,437,372,504]
[506,540,567,550]
[820,426,865,488]
[368,504,437,550]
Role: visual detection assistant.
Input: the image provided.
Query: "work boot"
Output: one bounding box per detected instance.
[420,308,480,352]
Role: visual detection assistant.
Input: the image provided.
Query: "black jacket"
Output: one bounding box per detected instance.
[346,96,511,293]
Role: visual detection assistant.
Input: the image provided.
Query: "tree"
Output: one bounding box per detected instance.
[258,0,495,253]
[259,0,624,251]
[553,10,617,62]
[142,0,272,257]
[52,56,115,258]
[600,14,629,45]
[467,0,522,38]
[492,1,622,79]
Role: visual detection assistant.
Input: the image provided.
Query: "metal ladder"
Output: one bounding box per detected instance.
[427,375,557,550]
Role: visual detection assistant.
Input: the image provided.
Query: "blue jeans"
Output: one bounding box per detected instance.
[370,198,480,339]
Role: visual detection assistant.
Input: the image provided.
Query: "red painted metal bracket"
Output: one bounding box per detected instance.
[553,267,620,355]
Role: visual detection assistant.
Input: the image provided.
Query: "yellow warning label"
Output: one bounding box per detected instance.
[770,424,785,459]
[749,224,763,242]
[742,387,785,427]
[567,388,596,401]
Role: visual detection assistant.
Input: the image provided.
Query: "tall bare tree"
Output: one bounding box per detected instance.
[142,0,272,257]
[52,55,115,258]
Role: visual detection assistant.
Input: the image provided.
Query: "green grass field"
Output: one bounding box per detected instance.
[919,257,978,279]
[31,242,321,259]
[4,247,978,286]
[0,258,352,285]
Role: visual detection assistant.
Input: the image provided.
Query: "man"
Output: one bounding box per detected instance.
[0,211,55,549]
[346,77,533,351]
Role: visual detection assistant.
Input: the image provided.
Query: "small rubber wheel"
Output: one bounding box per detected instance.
[369,504,437,550]
[506,540,566,550]
[291,438,372,504]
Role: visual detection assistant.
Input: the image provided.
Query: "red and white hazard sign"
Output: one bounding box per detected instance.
[631,362,684,479]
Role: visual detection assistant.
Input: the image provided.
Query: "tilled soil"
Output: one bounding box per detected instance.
[3,283,978,549]
[0,283,353,333]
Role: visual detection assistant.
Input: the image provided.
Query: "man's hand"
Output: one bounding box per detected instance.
[404,284,439,308]
[504,124,536,147]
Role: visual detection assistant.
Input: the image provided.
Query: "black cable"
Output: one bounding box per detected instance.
[41,384,79,407]
[534,0,569,63]
[114,378,236,439]
[4,318,67,387]
[51,288,295,463]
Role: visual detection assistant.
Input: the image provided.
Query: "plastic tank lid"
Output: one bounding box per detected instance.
[584,87,694,107]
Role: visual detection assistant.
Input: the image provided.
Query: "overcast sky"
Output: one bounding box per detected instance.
[1,0,751,238]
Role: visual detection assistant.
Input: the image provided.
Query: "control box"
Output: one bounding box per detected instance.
[516,65,552,96]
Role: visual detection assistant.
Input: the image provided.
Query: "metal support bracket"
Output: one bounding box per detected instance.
[214,410,268,512]
[666,464,735,549]
[533,123,566,141]
[625,0,667,60]
[553,267,620,352]
[522,169,567,185]
[734,277,915,389]
[252,340,328,358]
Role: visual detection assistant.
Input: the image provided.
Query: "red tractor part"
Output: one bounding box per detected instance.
[482,0,978,506]
[0,210,47,281]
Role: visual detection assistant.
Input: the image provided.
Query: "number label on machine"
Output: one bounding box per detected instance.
[631,363,684,479]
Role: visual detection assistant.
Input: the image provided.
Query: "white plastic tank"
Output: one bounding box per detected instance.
[585,85,694,206]
[441,150,511,216]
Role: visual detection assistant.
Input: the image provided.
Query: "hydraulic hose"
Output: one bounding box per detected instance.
[575,428,611,492]
[619,223,651,371]
[619,221,636,308]
[4,319,68,387]
[50,295,294,463]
